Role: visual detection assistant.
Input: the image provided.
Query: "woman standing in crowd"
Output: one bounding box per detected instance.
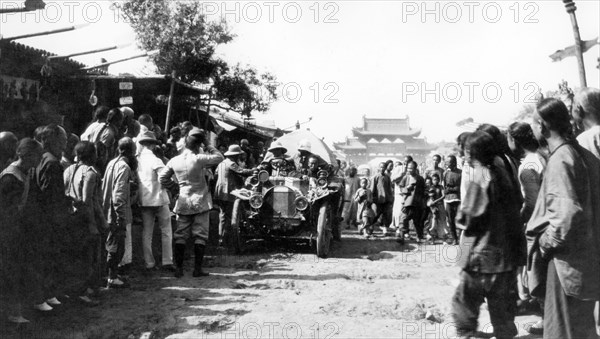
[452,131,525,339]
[0,139,44,322]
[63,141,107,305]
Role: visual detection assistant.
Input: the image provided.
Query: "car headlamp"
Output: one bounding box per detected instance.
[294,196,309,211]
[317,177,328,187]
[317,170,329,178]
[249,194,263,209]
[258,170,270,183]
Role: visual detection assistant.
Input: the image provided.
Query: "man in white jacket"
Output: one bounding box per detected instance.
[136,131,173,271]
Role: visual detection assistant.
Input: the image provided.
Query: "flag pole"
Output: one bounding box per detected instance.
[563,0,587,87]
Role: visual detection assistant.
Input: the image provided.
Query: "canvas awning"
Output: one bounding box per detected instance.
[215,119,237,131]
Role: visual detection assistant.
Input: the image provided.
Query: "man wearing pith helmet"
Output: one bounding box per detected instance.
[260,141,296,175]
[215,144,255,246]
[294,139,328,174]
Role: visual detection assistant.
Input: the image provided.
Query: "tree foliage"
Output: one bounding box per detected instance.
[215,64,278,116]
[119,0,278,116]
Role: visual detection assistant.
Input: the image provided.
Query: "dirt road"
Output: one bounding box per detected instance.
[1,230,542,339]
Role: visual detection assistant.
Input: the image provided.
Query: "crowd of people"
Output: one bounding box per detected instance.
[338,88,600,339]
[341,151,464,245]
[1,87,599,339]
[0,104,336,324]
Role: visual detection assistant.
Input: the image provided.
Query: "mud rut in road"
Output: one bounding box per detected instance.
[1,230,542,339]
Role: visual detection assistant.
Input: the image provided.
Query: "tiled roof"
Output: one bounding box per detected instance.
[352,127,422,137]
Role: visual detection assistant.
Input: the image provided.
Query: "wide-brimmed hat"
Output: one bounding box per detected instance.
[137,130,159,144]
[268,141,287,153]
[298,139,311,152]
[224,144,244,156]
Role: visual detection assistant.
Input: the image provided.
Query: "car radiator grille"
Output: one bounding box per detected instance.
[269,187,296,217]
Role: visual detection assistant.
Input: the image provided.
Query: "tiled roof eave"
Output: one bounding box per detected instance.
[352,128,421,137]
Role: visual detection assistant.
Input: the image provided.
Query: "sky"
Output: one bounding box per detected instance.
[1,0,599,143]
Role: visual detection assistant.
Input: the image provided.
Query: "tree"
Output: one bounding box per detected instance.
[119,0,278,116]
[215,64,278,117]
[120,0,233,83]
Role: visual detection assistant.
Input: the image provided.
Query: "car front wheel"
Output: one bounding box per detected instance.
[230,199,245,254]
[316,201,332,258]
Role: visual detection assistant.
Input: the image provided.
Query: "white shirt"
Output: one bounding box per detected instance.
[80,121,100,142]
[137,147,170,207]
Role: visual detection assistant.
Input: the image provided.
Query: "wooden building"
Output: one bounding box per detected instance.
[334,116,434,165]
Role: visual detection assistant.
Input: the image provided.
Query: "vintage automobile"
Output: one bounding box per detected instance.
[228,130,344,258]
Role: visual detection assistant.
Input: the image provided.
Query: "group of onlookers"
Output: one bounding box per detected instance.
[0,105,232,323]
[338,87,600,339]
[0,103,331,325]
[2,87,599,339]
[341,152,464,245]
[454,90,600,339]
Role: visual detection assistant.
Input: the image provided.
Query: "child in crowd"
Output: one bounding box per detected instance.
[425,173,448,243]
[354,177,375,238]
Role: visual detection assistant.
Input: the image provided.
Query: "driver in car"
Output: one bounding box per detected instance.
[259,141,295,176]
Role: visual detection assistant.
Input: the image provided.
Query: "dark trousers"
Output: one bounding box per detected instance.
[544,260,598,339]
[452,270,518,339]
[445,201,460,241]
[82,235,102,292]
[372,202,392,227]
[400,206,424,238]
[41,222,63,299]
[105,225,125,279]
[218,200,234,244]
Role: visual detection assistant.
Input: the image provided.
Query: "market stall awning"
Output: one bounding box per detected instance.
[215,119,237,131]
[209,111,285,139]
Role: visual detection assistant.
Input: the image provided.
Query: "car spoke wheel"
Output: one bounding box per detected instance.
[231,199,245,254]
[316,201,332,258]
